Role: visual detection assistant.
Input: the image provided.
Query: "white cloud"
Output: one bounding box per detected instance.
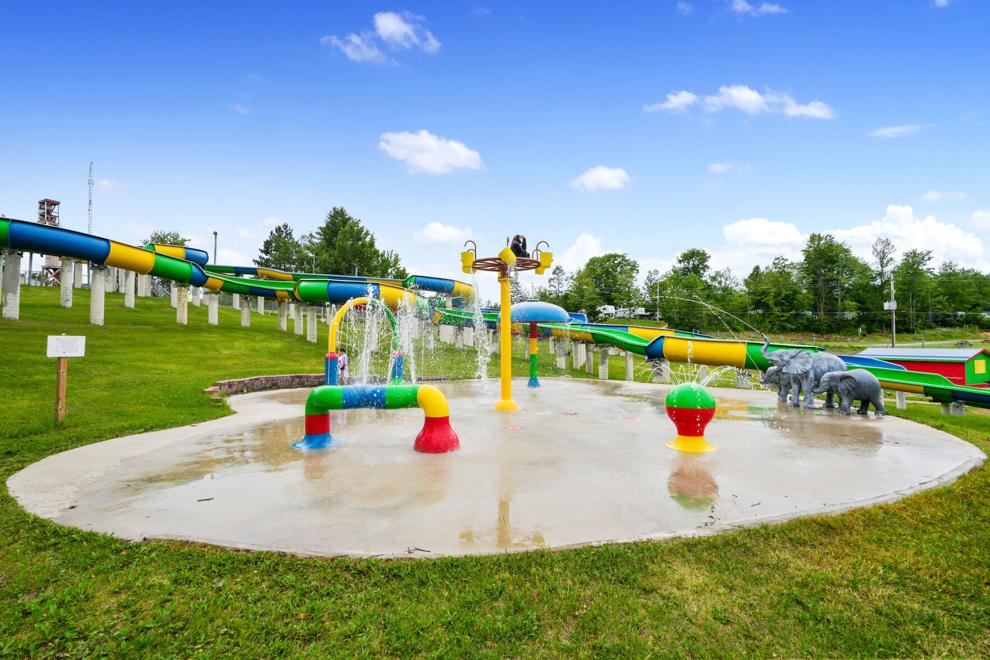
[703,85,835,119]
[643,90,698,113]
[378,129,483,175]
[648,85,834,119]
[557,233,606,271]
[373,12,441,53]
[415,222,473,244]
[731,0,788,16]
[321,33,389,64]
[868,124,924,139]
[569,166,630,192]
[830,205,984,266]
[934,0,951,7]
[708,161,751,175]
[709,205,985,275]
[97,177,121,193]
[676,2,694,15]
[322,12,440,65]
[229,102,252,116]
[922,190,966,202]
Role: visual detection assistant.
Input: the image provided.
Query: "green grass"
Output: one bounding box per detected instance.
[2,287,989,656]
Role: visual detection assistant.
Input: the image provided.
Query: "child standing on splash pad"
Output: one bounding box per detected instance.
[338,348,349,385]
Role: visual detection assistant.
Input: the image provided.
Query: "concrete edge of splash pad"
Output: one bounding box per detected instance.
[7,379,987,560]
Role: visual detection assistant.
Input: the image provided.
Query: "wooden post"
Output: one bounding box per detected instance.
[55,357,68,424]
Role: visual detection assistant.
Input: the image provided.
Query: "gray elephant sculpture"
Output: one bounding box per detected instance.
[760,365,797,404]
[814,369,886,416]
[759,336,846,409]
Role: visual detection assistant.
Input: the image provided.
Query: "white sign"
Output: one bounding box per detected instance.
[883,301,898,311]
[47,335,86,358]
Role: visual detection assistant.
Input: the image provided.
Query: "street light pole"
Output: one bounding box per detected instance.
[212,231,218,263]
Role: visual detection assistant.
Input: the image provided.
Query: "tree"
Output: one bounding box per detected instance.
[304,207,407,279]
[800,233,866,331]
[255,223,305,272]
[142,230,191,297]
[672,248,711,280]
[573,253,640,314]
[143,230,188,247]
[743,258,808,332]
[894,249,934,332]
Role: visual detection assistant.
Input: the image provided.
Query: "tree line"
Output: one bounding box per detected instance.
[253,207,407,279]
[536,235,990,334]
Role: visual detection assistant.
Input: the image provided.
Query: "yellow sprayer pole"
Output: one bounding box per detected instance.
[495,274,518,411]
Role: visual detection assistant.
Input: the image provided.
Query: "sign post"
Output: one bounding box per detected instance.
[47,335,85,425]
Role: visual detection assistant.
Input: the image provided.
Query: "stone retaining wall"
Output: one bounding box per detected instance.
[205,374,451,397]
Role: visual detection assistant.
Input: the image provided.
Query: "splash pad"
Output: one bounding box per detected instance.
[8,379,983,558]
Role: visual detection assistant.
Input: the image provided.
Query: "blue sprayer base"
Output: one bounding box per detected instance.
[293,433,333,450]
[527,378,540,388]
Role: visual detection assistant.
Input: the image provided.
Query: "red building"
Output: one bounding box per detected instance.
[858,347,990,388]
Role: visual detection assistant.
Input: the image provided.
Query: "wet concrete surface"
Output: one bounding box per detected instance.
[8,379,984,558]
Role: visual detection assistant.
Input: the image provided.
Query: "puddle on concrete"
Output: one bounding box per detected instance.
[7,379,984,558]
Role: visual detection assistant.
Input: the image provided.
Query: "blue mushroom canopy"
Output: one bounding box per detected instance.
[511,300,570,323]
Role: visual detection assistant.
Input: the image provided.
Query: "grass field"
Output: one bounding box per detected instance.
[2,288,989,656]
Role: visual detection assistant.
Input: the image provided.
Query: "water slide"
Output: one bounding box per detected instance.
[6,216,987,409]
[0,217,471,308]
[435,305,990,408]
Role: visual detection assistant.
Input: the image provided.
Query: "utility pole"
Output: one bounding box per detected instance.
[87,162,94,287]
[890,277,896,348]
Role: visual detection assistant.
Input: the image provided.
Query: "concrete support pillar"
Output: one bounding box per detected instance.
[463,326,474,347]
[306,307,317,343]
[192,287,202,307]
[137,274,149,297]
[940,401,966,416]
[208,293,219,325]
[426,326,436,351]
[170,284,178,308]
[59,260,73,308]
[895,391,906,410]
[105,267,116,293]
[257,296,265,315]
[548,337,555,355]
[240,299,252,327]
[176,286,189,325]
[2,252,22,320]
[455,327,464,348]
[625,351,634,381]
[90,266,106,326]
[293,305,303,336]
[232,293,240,310]
[118,268,127,292]
[289,303,296,318]
[124,270,135,309]
[735,370,752,389]
[489,329,497,354]
[73,261,84,289]
[586,346,596,375]
[598,347,609,380]
[278,301,288,332]
[556,342,567,370]
[650,359,671,384]
[573,342,584,370]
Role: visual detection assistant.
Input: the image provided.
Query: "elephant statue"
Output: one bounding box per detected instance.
[759,336,847,409]
[814,369,886,416]
[760,365,797,404]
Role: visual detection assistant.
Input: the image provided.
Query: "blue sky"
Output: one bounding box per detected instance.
[1,0,988,300]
